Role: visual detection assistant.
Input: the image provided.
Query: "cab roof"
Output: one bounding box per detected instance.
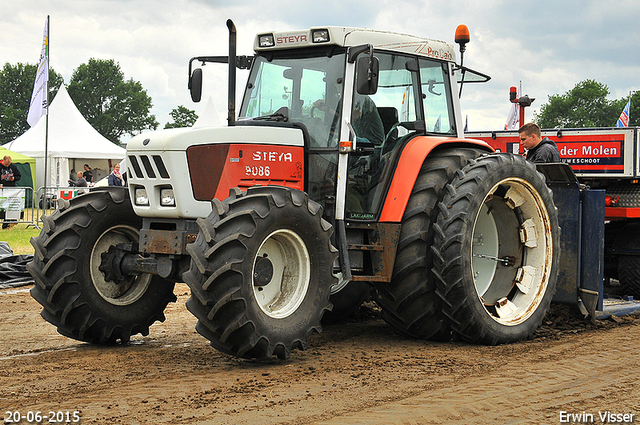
[254,26,457,62]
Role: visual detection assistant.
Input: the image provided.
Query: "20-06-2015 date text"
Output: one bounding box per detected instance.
[4,411,81,424]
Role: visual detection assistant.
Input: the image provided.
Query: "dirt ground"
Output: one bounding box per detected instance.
[2,283,640,425]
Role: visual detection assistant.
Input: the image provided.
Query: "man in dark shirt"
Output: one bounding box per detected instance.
[518,123,560,163]
[82,164,94,183]
[0,155,21,228]
[0,155,21,187]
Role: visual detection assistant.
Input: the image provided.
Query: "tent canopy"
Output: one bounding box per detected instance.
[0,147,35,191]
[6,85,125,188]
[193,96,224,128]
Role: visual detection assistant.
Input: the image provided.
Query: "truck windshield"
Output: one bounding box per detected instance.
[240,51,346,148]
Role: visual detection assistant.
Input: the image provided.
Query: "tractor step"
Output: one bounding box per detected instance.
[345,222,400,283]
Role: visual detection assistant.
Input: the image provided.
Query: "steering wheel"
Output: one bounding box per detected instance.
[379,122,402,159]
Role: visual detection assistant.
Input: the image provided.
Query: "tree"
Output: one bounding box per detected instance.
[0,62,63,145]
[534,80,625,129]
[67,58,158,144]
[164,105,198,129]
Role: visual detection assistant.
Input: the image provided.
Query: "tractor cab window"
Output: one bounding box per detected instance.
[360,53,419,146]
[346,51,419,220]
[240,51,347,219]
[420,59,456,135]
[240,52,346,148]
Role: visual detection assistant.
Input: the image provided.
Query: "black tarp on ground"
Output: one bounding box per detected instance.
[0,241,34,289]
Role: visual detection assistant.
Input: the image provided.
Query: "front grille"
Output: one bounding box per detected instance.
[129,155,143,178]
[153,155,170,178]
[129,154,170,180]
[140,155,156,178]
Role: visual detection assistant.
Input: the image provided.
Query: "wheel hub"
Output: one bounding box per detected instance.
[472,178,552,326]
[253,255,274,287]
[252,229,311,319]
[90,225,151,306]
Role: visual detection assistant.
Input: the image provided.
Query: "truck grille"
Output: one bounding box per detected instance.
[129,155,170,179]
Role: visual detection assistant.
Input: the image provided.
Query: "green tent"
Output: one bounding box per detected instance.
[0,146,36,191]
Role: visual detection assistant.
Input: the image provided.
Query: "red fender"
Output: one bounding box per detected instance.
[379,136,493,222]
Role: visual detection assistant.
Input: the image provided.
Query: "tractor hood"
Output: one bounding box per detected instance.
[127,124,305,152]
[126,124,306,219]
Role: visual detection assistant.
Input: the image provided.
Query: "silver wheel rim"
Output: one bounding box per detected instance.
[90,225,151,305]
[471,177,553,326]
[252,229,311,319]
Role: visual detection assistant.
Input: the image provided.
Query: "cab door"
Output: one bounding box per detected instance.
[345,51,421,220]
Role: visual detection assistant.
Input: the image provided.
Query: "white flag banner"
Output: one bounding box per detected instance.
[27,17,49,127]
[505,85,520,130]
[504,103,519,130]
[400,85,411,122]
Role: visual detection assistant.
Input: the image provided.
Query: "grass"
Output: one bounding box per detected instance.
[0,208,48,255]
[0,222,40,255]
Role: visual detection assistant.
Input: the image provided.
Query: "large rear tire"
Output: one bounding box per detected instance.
[614,222,640,298]
[28,188,177,344]
[433,154,559,344]
[183,186,336,360]
[374,148,483,340]
[618,256,640,297]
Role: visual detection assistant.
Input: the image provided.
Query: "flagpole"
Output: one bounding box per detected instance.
[43,15,49,209]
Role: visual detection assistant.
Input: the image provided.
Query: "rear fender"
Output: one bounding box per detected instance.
[379,136,492,222]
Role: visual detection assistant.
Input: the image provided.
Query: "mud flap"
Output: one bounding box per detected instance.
[536,163,605,321]
[580,188,605,323]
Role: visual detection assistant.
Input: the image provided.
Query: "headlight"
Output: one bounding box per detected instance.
[135,188,149,206]
[160,188,175,206]
[258,34,275,47]
[312,29,330,43]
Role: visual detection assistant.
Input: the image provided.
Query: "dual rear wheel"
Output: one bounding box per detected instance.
[375,152,559,344]
[433,153,559,343]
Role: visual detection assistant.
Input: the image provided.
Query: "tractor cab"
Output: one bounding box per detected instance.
[230,26,489,222]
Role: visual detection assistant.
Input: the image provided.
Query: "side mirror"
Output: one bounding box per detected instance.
[189,68,203,102]
[356,55,379,95]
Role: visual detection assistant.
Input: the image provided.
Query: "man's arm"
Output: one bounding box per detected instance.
[12,165,21,182]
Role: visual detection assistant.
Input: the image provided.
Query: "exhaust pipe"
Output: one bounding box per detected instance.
[227,19,236,127]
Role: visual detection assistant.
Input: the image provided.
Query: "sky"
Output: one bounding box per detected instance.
[3,0,640,140]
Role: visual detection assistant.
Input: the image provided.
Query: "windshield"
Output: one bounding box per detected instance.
[420,59,456,134]
[240,51,347,148]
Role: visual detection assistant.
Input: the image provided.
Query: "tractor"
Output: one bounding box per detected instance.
[28,20,561,359]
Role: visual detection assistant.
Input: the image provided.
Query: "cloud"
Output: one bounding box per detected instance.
[2,0,640,134]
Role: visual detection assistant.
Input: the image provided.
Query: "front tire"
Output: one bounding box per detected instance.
[183,186,336,360]
[433,154,559,344]
[28,188,177,344]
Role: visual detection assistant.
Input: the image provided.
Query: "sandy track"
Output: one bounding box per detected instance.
[2,284,639,424]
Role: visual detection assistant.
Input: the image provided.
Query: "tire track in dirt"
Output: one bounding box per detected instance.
[313,330,640,425]
[2,285,640,424]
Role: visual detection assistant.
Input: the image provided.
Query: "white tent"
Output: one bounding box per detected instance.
[6,85,125,189]
[193,96,224,128]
